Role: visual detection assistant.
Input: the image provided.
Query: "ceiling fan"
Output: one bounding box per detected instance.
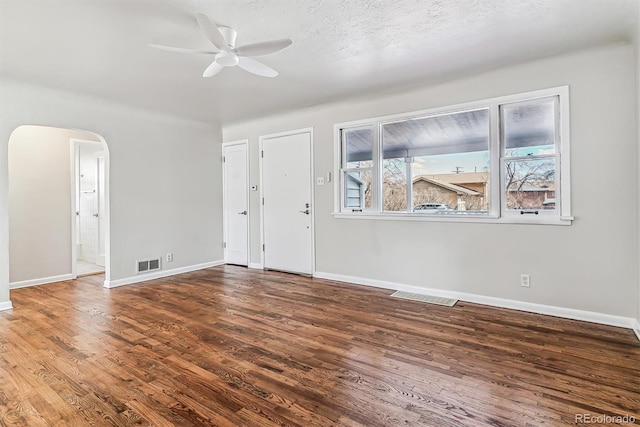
[150,13,292,78]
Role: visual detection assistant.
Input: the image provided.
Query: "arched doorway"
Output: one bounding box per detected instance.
[8,125,111,288]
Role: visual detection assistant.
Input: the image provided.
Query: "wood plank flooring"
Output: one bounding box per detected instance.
[0,265,638,426]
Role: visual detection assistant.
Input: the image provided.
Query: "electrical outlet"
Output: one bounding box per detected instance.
[520,274,530,287]
[166,253,173,262]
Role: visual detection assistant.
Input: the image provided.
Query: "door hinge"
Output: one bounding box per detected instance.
[223,242,226,249]
[262,244,265,251]
[261,150,264,158]
[262,197,264,205]
[223,156,225,163]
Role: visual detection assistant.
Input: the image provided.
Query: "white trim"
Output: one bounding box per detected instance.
[259,127,316,276]
[222,139,250,267]
[10,274,74,289]
[314,271,636,330]
[310,128,316,276]
[634,319,640,342]
[333,125,341,213]
[332,212,574,225]
[259,137,265,268]
[248,262,263,269]
[70,139,79,279]
[332,212,572,225]
[489,103,501,217]
[558,86,572,219]
[103,260,224,288]
[0,301,12,311]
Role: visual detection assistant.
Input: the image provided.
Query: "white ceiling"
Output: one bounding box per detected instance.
[0,0,638,125]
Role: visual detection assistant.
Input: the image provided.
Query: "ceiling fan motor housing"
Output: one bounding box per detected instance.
[218,26,237,48]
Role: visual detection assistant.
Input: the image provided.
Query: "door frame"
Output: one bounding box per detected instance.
[222,139,250,266]
[70,138,109,279]
[96,154,106,267]
[258,127,315,275]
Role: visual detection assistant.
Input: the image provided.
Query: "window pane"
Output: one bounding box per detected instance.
[412,152,490,212]
[505,158,556,210]
[382,109,490,214]
[382,158,407,211]
[502,98,556,157]
[343,170,372,209]
[343,126,373,168]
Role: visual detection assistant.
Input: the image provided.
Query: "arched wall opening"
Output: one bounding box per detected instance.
[7,125,111,289]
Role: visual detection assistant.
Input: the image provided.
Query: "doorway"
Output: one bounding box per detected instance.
[222,140,249,266]
[8,125,110,288]
[260,128,314,275]
[73,140,106,276]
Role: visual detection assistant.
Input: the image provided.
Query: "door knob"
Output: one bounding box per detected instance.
[238,211,247,215]
[92,213,99,217]
[299,209,310,215]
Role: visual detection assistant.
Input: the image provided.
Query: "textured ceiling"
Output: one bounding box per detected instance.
[0,0,638,125]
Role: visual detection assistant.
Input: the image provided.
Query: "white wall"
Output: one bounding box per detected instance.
[224,43,638,320]
[9,126,99,282]
[0,78,223,306]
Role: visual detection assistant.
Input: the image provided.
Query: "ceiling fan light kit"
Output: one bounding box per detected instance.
[216,51,239,67]
[150,13,291,78]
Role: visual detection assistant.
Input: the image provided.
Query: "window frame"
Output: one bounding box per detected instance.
[500,95,561,219]
[340,125,377,212]
[333,86,572,225]
[379,106,493,215]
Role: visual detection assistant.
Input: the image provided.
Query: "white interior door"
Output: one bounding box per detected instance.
[223,142,249,266]
[78,144,100,264]
[262,131,313,275]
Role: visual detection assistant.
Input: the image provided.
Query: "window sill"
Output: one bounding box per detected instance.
[332,212,573,225]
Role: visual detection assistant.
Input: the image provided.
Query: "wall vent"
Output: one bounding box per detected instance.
[137,258,161,274]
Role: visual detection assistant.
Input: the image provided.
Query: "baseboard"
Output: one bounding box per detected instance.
[248,263,263,269]
[104,260,224,289]
[314,271,636,330]
[10,273,74,289]
[634,319,640,342]
[0,300,13,311]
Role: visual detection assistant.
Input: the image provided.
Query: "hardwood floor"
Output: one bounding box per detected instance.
[0,265,638,426]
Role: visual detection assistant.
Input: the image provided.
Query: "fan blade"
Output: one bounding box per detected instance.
[238,57,279,77]
[203,61,223,78]
[195,13,228,51]
[149,43,218,55]
[234,39,292,57]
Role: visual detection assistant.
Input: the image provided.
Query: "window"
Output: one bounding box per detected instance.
[501,97,559,217]
[340,126,373,211]
[381,109,490,214]
[334,87,571,224]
